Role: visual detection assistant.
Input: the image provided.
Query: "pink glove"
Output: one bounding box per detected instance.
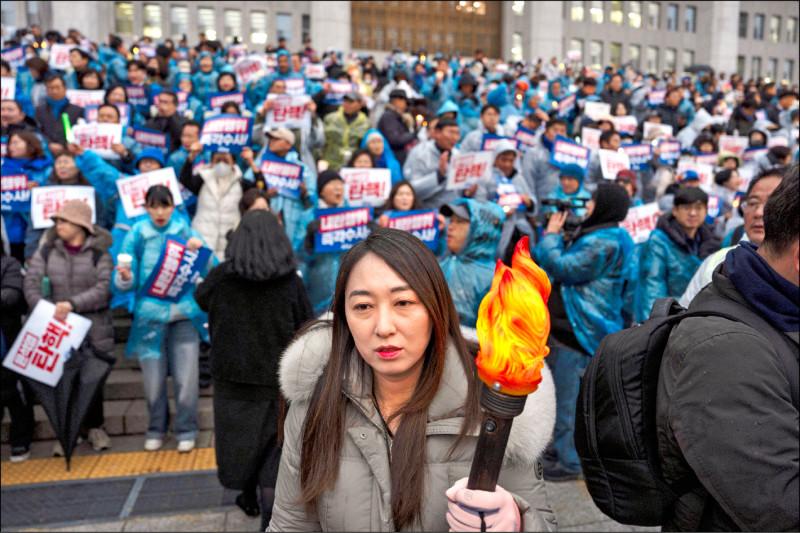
[445,477,521,532]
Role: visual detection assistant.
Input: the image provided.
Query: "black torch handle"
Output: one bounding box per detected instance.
[466,412,514,492]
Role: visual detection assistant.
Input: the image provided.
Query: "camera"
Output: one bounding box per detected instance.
[541,198,587,238]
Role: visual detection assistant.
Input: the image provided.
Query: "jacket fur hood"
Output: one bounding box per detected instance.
[279,322,556,466]
[44,225,113,251]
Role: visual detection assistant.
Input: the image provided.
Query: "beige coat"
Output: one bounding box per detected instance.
[269,324,558,532]
[190,164,244,260]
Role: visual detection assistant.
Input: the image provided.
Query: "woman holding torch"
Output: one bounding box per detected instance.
[269,228,557,532]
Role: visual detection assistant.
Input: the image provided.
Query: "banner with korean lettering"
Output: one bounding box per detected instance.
[72,123,123,160]
[1,46,26,71]
[305,63,326,80]
[116,167,184,218]
[657,139,681,166]
[1,174,30,212]
[132,126,170,156]
[677,161,715,190]
[259,152,304,200]
[314,206,373,254]
[284,78,307,96]
[580,127,602,150]
[30,186,96,229]
[718,135,749,156]
[341,167,391,207]
[583,101,610,121]
[385,210,439,250]
[82,102,130,128]
[694,152,718,166]
[480,134,519,152]
[141,237,212,302]
[557,93,577,118]
[514,125,537,154]
[206,91,246,112]
[768,136,788,148]
[323,80,356,105]
[65,89,105,108]
[446,151,494,191]
[2,300,92,387]
[265,94,311,130]
[742,146,768,163]
[228,44,246,60]
[125,85,150,112]
[598,149,631,179]
[234,58,266,86]
[549,135,591,172]
[619,202,660,244]
[613,115,638,136]
[48,44,77,70]
[643,121,673,140]
[620,144,652,170]
[199,114,252,154]
[1,76,16,100]
[647,89,666,106]
[705,195,722,225]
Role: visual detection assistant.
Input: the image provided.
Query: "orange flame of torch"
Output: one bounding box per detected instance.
[475,237,551,396]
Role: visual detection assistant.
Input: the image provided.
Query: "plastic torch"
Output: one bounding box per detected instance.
[467,237,551,492]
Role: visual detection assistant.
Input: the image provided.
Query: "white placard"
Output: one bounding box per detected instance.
[677,161,715,191]
[567,50,582,61]
[71,123,123,160]
[613,115,638,135]
[446,151,494,191]
[619,202,660,244]
[768,136,789,148]
[580,127,602,150]
[718,135,749,156]
[1,76,16,100]
[116,167,184,219]
[265,94,311,130]
[2,300,93,387]
[304,63,326,80]
[340,167,392,207]
[30,186,96,229]
[66,89,106,108]
[233,58,266,86]
[598,149,631,179]
[643,121,673,140]
[584,101,611,121]
[48,43,77,70]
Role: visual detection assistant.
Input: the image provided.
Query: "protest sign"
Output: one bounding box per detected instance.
[742,146,769,163]
[580,127,602,150]
[495,179,525,210]
[620,144,653,170]
[341,167,391,207]
[259,152,304,200]
[705,195,722,224]
[1,46,26,71]
[643,121,673,140]
[206,91,246,111]
[72,123,123,159]
[567,49,582,61]
[768,136,789,148]
[314,206,373,253]
[284,78,307,96]
[136,45,156,58]
[694,152,718,166]
[65,89,105,108]
[125,85,150,110]
[736,165,756,193]
[141,237,212,302]
[718,135,749,156]
[199,114,252,154]
[228,44,246,60]
[48,44,76,70]
[2,300,92,387]
[151,87,189,115]
[233,58,266,86]
[30,186,96,229]
[549,135,591,172]
[495,63,509,74]
[613,115,638,136]
[323,80,355,105]
[538,80,549,95]
[305,63,326,80]
[481,134,519,152]
[132,126,170,156]
[619,202,660,244]
[583,101,611,121]
[265,94,311,130]
[386,210,439,250]
[1,76,16,100]
[598,149,631,179]
[557,93,577,118]
[677,161,715,190]
[514,125,537,154]
[83,103,130,128]
[446,151,494,190]
[116,167,183,218]
[1,174,31,212]
[657,139,682,166]
[754,109,767,121]
[647,89,666,106]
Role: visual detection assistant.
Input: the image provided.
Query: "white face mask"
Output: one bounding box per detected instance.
[213,161,231,178]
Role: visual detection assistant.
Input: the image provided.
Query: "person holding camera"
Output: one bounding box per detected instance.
[534,182,635,481]
[541,163,592,221]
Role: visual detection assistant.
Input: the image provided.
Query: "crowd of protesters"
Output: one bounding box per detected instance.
[1,22,798,531]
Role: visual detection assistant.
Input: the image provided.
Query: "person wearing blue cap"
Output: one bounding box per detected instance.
[542,162,593,218]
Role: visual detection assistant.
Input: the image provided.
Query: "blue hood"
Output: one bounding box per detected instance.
[454,198,506,261]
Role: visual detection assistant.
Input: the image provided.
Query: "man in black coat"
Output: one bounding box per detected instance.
[33,73,83,156]
[657,87,685,135]
[377,89,417,166]
[600,73,631,115]
[144,90,185,154]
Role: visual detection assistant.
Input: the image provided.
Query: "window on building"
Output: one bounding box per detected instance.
[1,2,16,33]
[197,8,216,41]
[169,6,187,41]
[648,3,660,30]
[114,2,133,34]
[738,12,748,38]
[251,11,267,44]
[590,40,603,70]
[628,1,642,28]
[610,42,622,67]
[753,14,764,40]
[769,16,781,43]
[387,27,399,49]
[783,60,794,83]
[402,28,413,51]
[590,1,603,24]
[646,45,659,73]
[766,58,777,80]
[682,50,694,73]
[223,10,242,43]
[629,44,641,70]
[666,4,678,31]
[512,1,525,15]
[511,32,523,61]
[685,6,696,32]
[276,13,292,44]
[142,4,162,39]
[737,56,745,78]
[751,56,761,79]
[664,48,676,72]
[26,1,41,26]
[570,38,584,62]
[610,1,623,25]
[571,1,584,21]
[357,23,369,48]
[374,26,385,49]
[788,17,798,43]
[302,15,310,42]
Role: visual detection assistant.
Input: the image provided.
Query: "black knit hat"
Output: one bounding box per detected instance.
[317,170,343,195]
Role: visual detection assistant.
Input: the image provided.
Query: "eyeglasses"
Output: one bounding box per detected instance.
[742,199,766,212]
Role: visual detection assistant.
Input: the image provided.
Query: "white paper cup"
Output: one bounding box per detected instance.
[117,253,133,269]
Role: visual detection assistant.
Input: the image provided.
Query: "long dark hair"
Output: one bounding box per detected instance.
[299,228,481,530]
[383,179,422,211]
[223,210,295,281]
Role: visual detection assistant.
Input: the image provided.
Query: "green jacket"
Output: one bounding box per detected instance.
[322,108,370,171]
[269,324,558,532]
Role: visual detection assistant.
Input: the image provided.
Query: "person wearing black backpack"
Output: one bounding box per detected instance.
[657,163,799,531]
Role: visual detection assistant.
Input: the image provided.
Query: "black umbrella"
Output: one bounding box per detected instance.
[25,342,115,470]
[685,64,714,74]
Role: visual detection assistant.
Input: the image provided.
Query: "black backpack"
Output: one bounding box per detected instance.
[574,296,798,526]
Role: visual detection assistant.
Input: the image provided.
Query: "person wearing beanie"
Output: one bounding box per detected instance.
[635,186,721,322]
[543,162,592,218]
[376,89,417,166]
[454,71,481,134]
[615,169,643,207]
[535,182,635,481]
